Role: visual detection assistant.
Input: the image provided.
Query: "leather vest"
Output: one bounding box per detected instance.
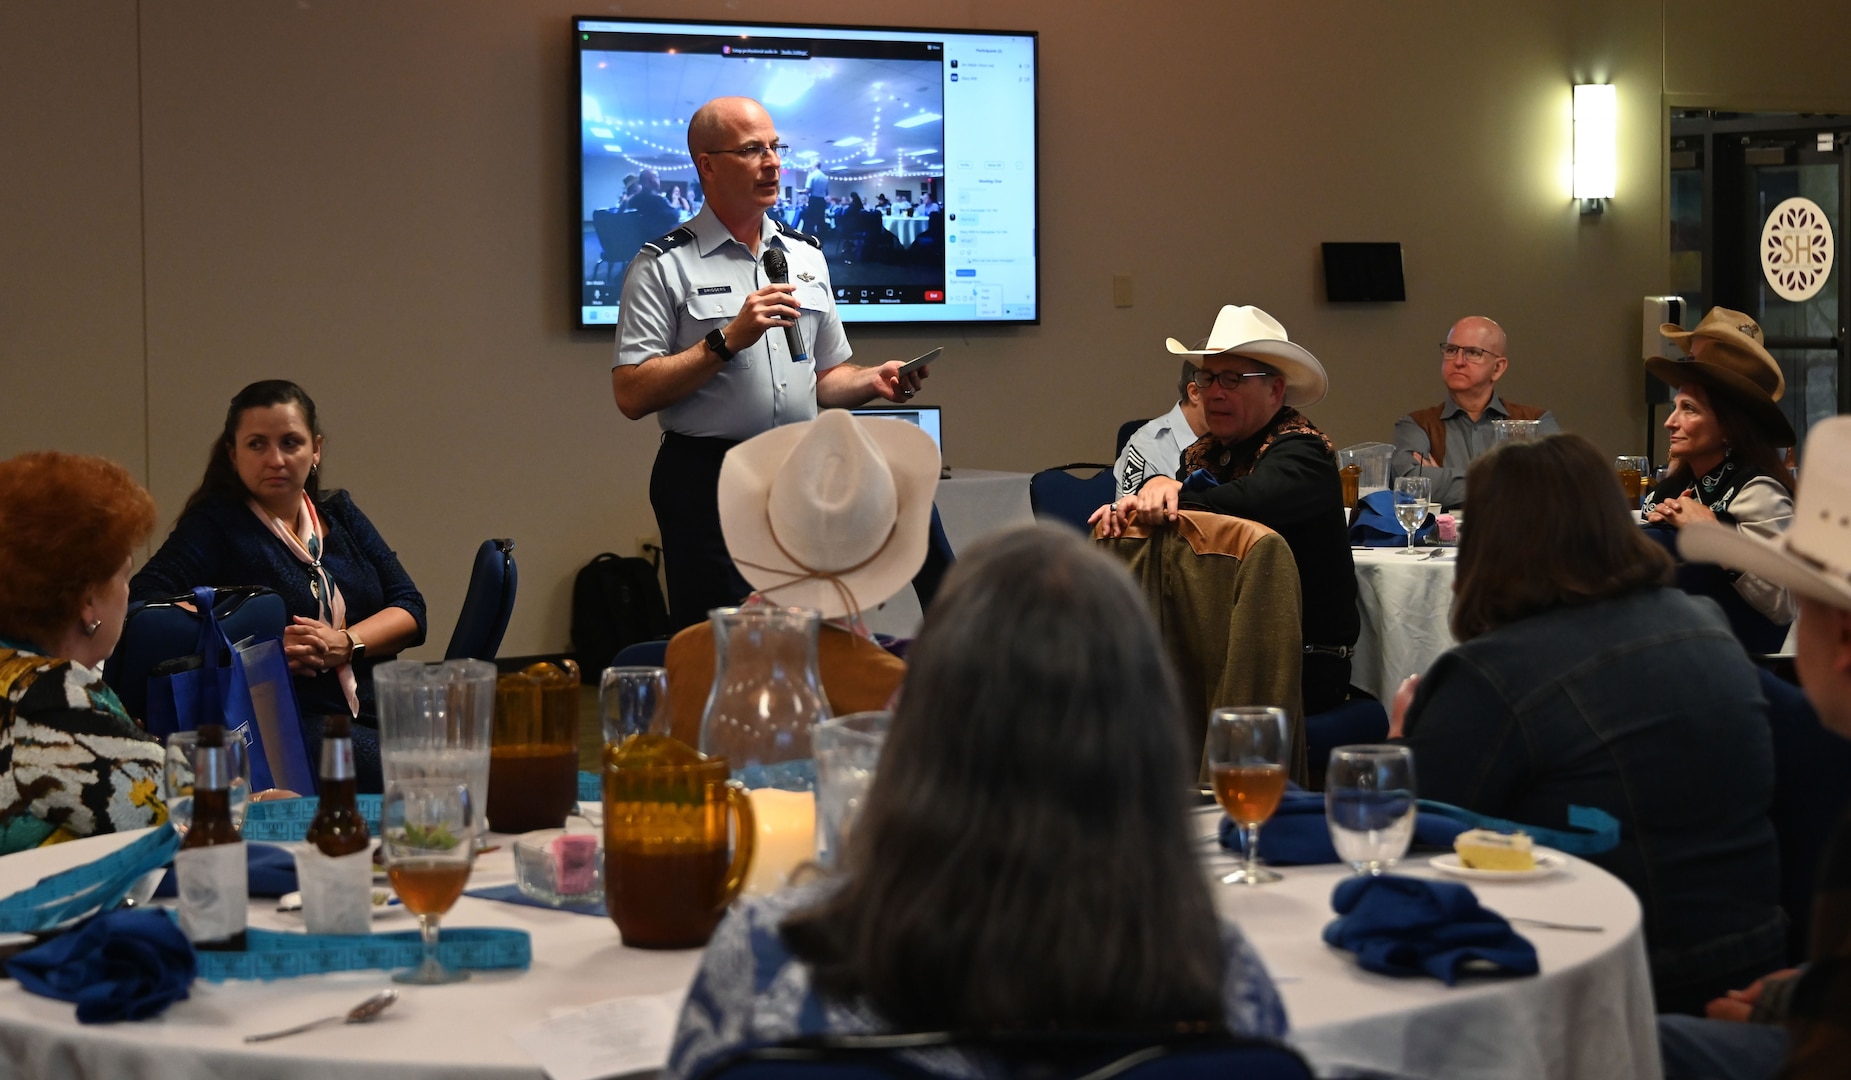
[1408,400,1547,466]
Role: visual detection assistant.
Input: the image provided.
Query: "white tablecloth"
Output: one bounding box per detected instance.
[881,216,926,246]
[1,813,1659,1080]
[1350,546,1459,703]
[1196,810,1661,1080]
[0,827,693,1080]
[934,469,1034,557]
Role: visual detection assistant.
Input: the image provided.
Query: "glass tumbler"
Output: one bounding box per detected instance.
[1325,745,1417,875]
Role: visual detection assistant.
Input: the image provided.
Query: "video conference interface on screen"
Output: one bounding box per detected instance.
[577,18,1038,328]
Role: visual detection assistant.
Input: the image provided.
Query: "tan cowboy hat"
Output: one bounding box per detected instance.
[1646,306,1794,446]
[1165,304,1328,408]
[1681,415,1851,611]
[717,409,941,620]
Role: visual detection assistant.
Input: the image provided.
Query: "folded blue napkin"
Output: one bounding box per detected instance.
[1219,789,1621,864]
[153,842,298,899]
[1181,468,1221,493]
[1350,489,1437,547]
[1322,874,1539,984]
[7,908,196,1023]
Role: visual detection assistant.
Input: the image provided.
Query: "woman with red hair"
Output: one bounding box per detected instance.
[0,451,166,854]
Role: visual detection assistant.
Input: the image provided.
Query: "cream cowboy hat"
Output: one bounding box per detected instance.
[1646,306,1794,446]
[1165,304,1329,408]
[717,409,941,620]
[1681,415,1851,611]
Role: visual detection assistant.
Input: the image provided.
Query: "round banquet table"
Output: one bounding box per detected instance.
[0,809,1660,1080]
[1350,545,1460,703]
[881,216,926,247]
[1195,809,1662,1080]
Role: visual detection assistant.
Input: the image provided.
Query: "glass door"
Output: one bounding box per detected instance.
[1666,112,1850,451]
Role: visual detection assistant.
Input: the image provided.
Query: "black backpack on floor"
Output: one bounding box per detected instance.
[570,550,670,682]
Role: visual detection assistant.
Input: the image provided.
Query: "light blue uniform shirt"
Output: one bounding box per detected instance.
[614,204,851,442]
[1113,401,1197,497]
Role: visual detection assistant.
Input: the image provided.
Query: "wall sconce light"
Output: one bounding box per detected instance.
[1574,83,1617,215]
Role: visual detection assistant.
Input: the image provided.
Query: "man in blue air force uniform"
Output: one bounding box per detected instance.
[612,96,926,631]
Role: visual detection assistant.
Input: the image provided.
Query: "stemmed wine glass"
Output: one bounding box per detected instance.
[1325,745,1417,875]
[1392,476,1431,554]
[1207,707,1291,885]
[381,778,476,985]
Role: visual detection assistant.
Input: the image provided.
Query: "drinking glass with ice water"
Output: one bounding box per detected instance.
[1325,745,1416,875]
[1392,476,1431,554]
[812,711,890,869]
[1207,707,1291,885]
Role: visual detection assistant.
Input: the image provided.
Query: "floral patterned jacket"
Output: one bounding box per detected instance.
[0,645,167,855]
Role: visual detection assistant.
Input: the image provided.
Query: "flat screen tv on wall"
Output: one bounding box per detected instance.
[576,16,1040,329]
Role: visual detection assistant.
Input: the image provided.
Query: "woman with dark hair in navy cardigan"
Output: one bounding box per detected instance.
[131,380,426,729]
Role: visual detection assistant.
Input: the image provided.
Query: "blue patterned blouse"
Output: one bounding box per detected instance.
[666,881,1289,1080]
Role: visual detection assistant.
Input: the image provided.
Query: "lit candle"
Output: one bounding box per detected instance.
[743,787,816,896]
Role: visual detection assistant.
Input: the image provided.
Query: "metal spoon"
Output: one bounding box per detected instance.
[244,989,399,1043]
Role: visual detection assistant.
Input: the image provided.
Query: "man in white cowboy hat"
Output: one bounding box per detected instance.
[611,96,929,631]
[1654,415,1851,1080]
[660,409,940,745]
[1392,315,1559,509]
[1093,304,1359,713]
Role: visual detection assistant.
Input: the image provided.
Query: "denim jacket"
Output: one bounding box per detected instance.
[1398,587,1784,1010]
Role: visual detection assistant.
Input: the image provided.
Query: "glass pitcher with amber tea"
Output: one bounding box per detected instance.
[603,734,756,949]
[488,659,581,834]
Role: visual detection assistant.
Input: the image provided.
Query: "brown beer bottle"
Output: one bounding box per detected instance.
[176,724,248,950]
[304,715,370,856]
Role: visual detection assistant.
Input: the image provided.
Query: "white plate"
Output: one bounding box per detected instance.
[1428,849,1566,882]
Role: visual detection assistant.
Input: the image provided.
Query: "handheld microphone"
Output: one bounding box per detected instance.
[760,248,809,362]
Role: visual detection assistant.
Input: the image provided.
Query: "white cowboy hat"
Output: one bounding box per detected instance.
[1165,304,1329,408]
[1681,415,1851,611]
[717,409,941,619]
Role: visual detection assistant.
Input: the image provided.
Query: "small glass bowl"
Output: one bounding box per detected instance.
[513,828,604,907]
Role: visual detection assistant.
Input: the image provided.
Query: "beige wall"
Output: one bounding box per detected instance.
[3,0,1847,658]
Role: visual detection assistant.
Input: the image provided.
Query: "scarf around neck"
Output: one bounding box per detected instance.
[1178,407,1333,483]
[248,495,358,715]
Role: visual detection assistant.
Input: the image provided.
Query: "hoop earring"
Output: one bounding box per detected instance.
[310,463,319,477]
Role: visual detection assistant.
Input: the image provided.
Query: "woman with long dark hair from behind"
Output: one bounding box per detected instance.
[1390,434,1783,1015]
[666,525,1285,1080]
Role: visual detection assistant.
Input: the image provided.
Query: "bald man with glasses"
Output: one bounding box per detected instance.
[1392,316,1558,509]
[612,96,925,630]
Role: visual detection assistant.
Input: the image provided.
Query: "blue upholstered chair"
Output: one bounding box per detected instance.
[610,639,669,669]
[699,1033,1314,1080]
[445,539,517,661]
[107,586,289,726]
[1029,464,1116,534]
[1116,418,1151,459]
[910,504,956,614]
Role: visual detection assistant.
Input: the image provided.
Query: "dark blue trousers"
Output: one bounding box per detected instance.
[650,432,752,632]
